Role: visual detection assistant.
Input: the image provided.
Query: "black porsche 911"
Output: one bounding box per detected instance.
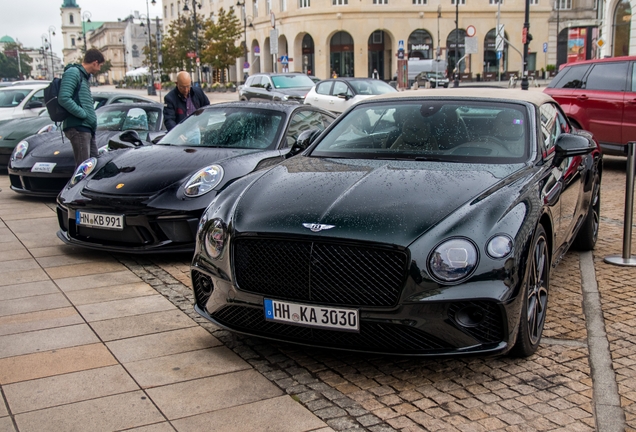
[191,89,602,357]
[8,103,165,196]
[56,102,336,253]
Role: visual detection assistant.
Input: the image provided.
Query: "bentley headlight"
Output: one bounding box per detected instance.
[184,165,224,197]
[428,238,478,283]
[37,124,57,134]
[487,235,513,259]
[70,157,97,185]
[204,219,226,259]
[12,140,29,161]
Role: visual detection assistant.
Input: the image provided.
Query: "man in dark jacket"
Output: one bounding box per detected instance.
[59,48,105,167]
[164,71,210,130]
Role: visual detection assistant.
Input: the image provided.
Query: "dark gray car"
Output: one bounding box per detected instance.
[239,73,315,103]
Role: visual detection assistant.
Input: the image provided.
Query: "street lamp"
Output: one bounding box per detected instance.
[453,0,459,87]
[79,11,92,53]
[48,26,56,78]
[555,0,560,68]
[183,0,202,84]
[139,0,158,95]
[521,0,531,90]
[41,34,50,79]
[236,1,254,83]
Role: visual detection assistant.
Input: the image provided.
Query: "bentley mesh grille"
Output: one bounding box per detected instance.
[212,305,451,352]
[233,238,408,307]
[192,270,214,309]
[447,301,504,343]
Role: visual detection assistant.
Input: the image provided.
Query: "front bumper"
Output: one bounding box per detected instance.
[190,262,519,356]
[8,172,70,197]
[57,203,202,253]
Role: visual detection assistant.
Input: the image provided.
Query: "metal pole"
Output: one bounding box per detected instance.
[48,27,56,79]
[497,0,501,82]
[193,0,201,84]
[453,0,459,87]
[156,16,162,101]
[437,5,441,87]
[521,0,530,90]
[556,0,560,68]
[605,142,636,266]
[146,0,156,95]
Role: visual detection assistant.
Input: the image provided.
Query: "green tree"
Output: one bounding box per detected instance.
[0,43,33,79]
[160,16,210,76]
[200,7,243,83]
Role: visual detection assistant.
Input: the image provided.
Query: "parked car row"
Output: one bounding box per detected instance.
[3,87,602,360]
[239,73,398,114]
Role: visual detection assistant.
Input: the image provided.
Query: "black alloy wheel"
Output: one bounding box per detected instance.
[512,225,550,357]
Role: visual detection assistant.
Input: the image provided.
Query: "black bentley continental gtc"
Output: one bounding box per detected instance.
[56,102,335,253]
[191,89,602,357]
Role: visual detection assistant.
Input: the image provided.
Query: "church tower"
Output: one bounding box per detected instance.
[60,0,82,65]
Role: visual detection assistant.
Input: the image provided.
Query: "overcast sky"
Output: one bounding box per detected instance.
[1,0,163,59]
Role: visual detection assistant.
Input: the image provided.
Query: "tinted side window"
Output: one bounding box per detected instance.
[316,81,332,95]
[550,65,590,89]
[584,62,628,91]
[539,103,561,152]
[285,110,330,147]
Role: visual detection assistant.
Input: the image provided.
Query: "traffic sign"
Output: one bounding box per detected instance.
[466,25,476,38]
[187,52,196,58]
[270,29,278,54]
[280,55,289,64]
[254,46,261,56]
[543,42,548,53]
[597,38,605,48]
[244,61,250,69]
[398,40,405,51]
[496,24,504,51]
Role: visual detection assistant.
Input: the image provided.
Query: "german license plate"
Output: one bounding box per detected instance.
[75,210,124,230]
[264,299,359,332]
[31,162,56,173]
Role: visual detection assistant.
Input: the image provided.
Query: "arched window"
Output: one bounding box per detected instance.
[407,29,434,59]
[330,31,354,77]
[613,0,631,57]
[69,14,74,24]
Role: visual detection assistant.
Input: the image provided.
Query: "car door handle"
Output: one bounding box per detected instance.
[577,95,588,101]
[627,98,636,104]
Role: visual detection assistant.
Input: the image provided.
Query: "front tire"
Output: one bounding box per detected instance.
[511,225,550,357]
[572,175,600,251]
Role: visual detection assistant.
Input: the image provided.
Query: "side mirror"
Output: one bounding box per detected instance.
[26,101,44,109]
[290,128,322,156]
[265,83,272,91]
[108,130,144,150]
[336,93,351,100]
[148,131,166,144]
[554,133,595,160]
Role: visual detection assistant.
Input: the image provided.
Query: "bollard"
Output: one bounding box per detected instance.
[604,141,636,266]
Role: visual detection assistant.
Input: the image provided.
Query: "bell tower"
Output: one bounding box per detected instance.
[61,0,82,65]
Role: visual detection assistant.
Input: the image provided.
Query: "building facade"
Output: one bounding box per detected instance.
[162,0,602,82]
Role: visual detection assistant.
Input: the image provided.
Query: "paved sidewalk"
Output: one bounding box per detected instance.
[0,177,329,432]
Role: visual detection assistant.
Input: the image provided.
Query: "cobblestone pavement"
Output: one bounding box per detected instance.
[111,156,636,432]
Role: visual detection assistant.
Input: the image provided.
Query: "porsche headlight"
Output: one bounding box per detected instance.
[428,238,478,283]
[204,218,226,259]
[487,235,513,259]
[37,124,57,134]
[184,165,224,197]
[12,140,29,161]
[70,157,97,185]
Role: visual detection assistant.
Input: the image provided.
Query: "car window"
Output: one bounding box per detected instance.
[93,97,109,109]
[113,97,136,104]
[285,110,332,147]
[332,81,351,97]
[316,81,332,95]
[159,107,285,149]
[245,76,256,87]
[549,64,590,89]
[0,89,30,107]
[311,101,528,163]
[632,64,636,92]
[270,74,315,89]
[539,103,563,153]
[349,80,396,95]
[29,89,45,105]
[584,62,628,92]
[122,108,150,131]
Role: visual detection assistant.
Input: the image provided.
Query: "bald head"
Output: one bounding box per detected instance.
[176,71,192,97]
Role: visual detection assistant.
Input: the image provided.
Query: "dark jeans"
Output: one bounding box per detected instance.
[64,128,98,168]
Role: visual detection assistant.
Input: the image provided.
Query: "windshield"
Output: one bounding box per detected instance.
[271,74,315,89]
[349,80,397,95]
[0,89,30,108]
[158,107,284,149]
[96,106,161,131]
[311,100,529,164]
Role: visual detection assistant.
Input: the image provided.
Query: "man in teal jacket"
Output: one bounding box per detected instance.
[58,48,105,167]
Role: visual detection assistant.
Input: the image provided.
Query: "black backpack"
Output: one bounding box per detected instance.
[43,77,81,122]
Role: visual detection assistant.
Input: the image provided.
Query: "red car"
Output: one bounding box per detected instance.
[544,56,636,156]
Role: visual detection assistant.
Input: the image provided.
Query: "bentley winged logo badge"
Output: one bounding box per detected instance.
[303,223,335,232]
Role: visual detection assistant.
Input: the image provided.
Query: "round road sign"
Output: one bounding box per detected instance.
[466,25,476,38]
